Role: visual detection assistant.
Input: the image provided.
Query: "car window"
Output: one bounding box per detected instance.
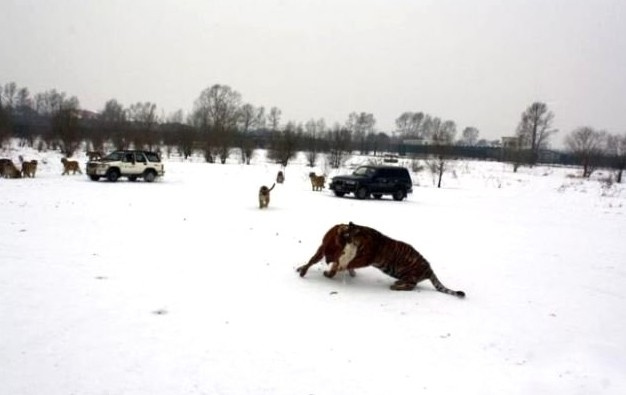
[123,153,134,162]
[145,152,160,162]
[135,153,147,163]
[105,152,124,161]
[353,167,374,176]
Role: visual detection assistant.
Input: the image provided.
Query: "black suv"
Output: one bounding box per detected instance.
[329,165,413,201]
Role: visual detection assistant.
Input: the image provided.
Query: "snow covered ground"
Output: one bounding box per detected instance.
[1,145,625,395]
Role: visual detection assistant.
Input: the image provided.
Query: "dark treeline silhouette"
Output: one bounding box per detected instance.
[1,82,624,180]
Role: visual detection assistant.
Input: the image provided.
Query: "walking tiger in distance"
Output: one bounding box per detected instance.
[258,183,275,209]
[61,158,82,175]
[20,158,38,178]
[276,170,285,184]
[296,223,356,278]
[308,172,325,191]
[328,222,465,298]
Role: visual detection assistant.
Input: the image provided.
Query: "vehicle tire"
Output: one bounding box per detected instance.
[89,175,100,181]
[144,170,156,183]
[106,169,120,182]
[355,186,369,200]
[334,191,345,197]
[392,188,406,201]
[128,175,138,182]
[373,193,383,199]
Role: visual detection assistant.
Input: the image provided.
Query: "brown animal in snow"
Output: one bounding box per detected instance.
[332,222,465,298]
[20,159,38,178]
[1,159,22,178]
[308,172,325,191]
[276,170,285,184]
[61,158,82,175]
[258,183,276,209]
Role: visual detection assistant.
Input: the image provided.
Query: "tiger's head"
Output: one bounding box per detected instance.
[338,221,360,244]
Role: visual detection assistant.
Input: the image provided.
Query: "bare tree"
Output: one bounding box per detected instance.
[516,102,558,164]
[99,99,128,150]
[346,112,376,154]
[34,90,64,148]
[367,132,390,155]
[31,89,80,153]
[34,89,65,116]
[303,119,319,166]
[128,101,159,150]
[53,96,82,157]
[2,82,18,109]
[0,94,10,148]
[433,120,457,143]
[460,126,480,146]
[162,120,195,160]
[425,119,456,188]
[327,125,352,168]
[565,126,607,178]
[0,82,16,147]
[395,112,425,139]
[303,118,327,166]
[237,103,263,164]
[606,133,626,183]
[191,84,242,163]
[268,121,300,167]
[267,107,282,132]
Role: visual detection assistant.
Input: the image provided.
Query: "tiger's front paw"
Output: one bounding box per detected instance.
[323,270,336,278]
[296,266,308,277]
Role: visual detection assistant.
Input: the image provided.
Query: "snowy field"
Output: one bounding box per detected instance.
[1,145,625,395]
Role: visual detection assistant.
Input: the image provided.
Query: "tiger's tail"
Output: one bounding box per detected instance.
[268,183,276,192]
[429,271,465,298]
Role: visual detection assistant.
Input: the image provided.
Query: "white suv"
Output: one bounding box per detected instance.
[86,150,164,182]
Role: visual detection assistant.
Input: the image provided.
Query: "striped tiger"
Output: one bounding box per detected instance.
[335,222,465,298]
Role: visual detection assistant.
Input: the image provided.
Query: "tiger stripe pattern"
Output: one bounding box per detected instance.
[335,222,465,298]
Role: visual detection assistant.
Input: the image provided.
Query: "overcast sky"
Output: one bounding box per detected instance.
[2,0,625,146]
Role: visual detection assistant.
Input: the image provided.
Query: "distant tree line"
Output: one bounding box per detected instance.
[1,82,624,181]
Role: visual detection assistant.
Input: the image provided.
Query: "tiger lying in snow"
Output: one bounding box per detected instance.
[299,222,465,298]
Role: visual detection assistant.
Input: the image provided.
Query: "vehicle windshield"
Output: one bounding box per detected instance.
[352,166,374,176]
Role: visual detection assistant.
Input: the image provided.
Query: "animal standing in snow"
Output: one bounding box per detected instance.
[297,223,357,278]
[276,170,285,184]
[308,172,325,191]
[333,222,465,298]
[258,183,276,209]
[20,159,38,178]
[61,158,82,175]
[1,158,22,178]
